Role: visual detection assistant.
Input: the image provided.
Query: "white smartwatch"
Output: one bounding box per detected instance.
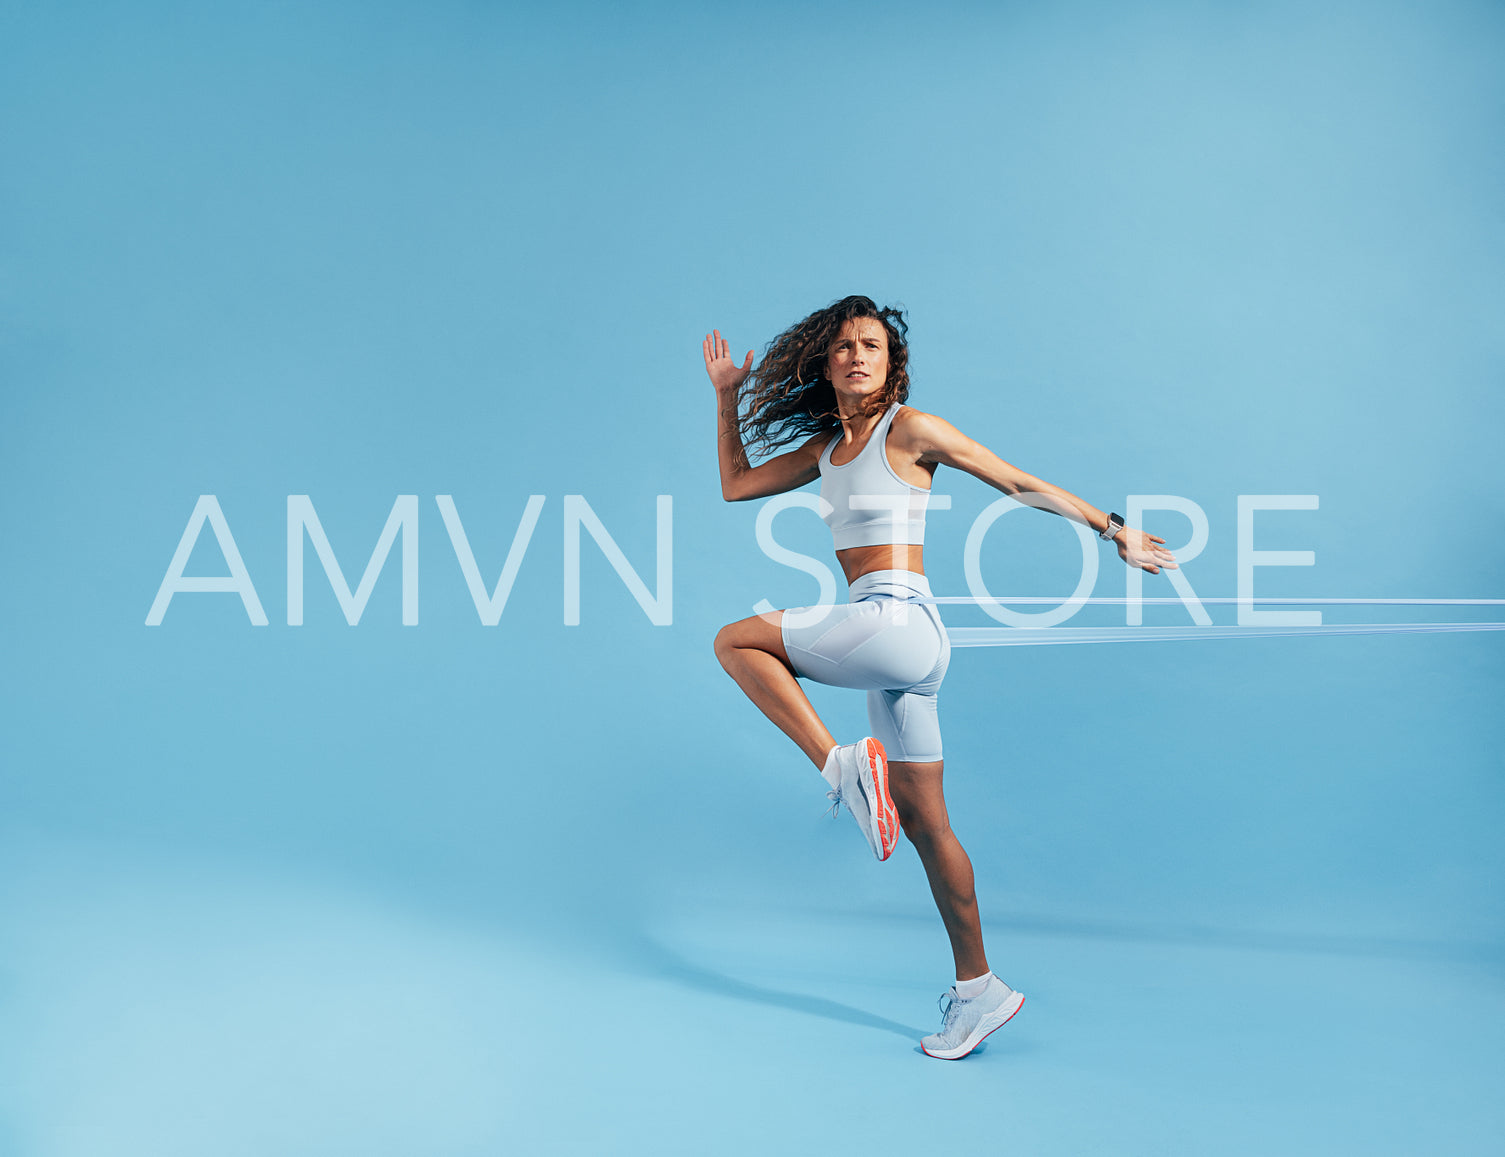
[1099,512,1125,542]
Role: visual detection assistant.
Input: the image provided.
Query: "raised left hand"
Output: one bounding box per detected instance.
[1116,527,1178,574]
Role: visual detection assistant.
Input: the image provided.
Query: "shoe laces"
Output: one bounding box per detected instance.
[937,988,963,1029]
[825,787,844,819]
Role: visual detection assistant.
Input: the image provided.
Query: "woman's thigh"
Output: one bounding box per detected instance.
[868,686,943,763]
[783,599,945,691]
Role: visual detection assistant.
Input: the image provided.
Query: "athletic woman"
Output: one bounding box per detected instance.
[705,295,1177,1059]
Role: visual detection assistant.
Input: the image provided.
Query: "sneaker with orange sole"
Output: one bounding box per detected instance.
[826,738,898,861]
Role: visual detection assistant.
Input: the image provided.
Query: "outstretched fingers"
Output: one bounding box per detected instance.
[703,328,755,391]
[1121,528,1179,573]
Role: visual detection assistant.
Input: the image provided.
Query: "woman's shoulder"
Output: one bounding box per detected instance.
[892,403,969,453]
[892,402,949,436]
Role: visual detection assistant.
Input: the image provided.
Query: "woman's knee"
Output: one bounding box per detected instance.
[900,809,952,849]
[713,623,739,668]
[893,787,951,847]
[714,614,788,671]
[889,762,946,829]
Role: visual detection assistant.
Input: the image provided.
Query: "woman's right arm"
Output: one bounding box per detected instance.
[704,329,823,502]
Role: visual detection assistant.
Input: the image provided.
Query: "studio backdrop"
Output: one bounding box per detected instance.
[3,1,1502,1154]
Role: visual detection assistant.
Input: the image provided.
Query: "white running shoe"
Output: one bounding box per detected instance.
[920,976,1025,1060]
[825,738,898,861]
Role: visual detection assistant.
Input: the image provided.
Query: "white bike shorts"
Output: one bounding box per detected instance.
[780,569,950,763]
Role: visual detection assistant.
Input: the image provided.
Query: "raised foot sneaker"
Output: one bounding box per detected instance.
[825,738,898,861]
[920,976,1025,1060]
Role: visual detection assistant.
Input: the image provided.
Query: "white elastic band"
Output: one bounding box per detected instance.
[912,596,1505,606]
[947,622,1505,647]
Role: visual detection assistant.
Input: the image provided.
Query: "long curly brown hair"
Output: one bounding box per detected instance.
[737,295,911,459]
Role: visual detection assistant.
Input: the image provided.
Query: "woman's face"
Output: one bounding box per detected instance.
[825,317,890,398]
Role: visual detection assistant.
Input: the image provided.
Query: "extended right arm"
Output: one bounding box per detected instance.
[705,329,824,501]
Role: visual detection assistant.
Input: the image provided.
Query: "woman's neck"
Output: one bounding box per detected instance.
[834,392,887,438]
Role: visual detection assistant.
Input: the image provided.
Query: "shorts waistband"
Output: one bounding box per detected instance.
[846,569,933,602]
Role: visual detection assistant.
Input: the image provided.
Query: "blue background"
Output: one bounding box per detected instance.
[3,1,1502,1153]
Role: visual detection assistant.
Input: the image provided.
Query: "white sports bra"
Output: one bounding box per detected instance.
[818,403,931,549]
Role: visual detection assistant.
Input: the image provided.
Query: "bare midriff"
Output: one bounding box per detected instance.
[836,544,926,588]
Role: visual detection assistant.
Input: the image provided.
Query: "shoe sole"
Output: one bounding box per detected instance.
[863,738,898,861]
[921,990,1025,1060]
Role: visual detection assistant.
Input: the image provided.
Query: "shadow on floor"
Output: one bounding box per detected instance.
[614,928,927,1041]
